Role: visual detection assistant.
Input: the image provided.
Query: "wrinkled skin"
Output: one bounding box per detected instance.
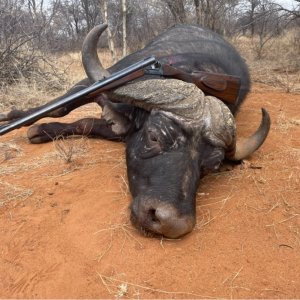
[0,25,270,238]
[127,112,225,237]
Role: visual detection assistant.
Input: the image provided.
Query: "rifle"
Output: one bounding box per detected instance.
[0,56,241,136]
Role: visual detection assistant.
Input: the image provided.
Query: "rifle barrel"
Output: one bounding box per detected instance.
[0,56,156,136]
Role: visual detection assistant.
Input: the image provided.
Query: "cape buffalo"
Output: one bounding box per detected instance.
[0,24,270,238]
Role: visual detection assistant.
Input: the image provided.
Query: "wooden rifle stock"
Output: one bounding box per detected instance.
[160,64,241,105]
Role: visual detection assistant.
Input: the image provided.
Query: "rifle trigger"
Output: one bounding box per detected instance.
[201,75,227,92]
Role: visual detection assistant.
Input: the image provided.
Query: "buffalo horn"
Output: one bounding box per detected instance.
[82,24,110,81]
[227,108,271,161]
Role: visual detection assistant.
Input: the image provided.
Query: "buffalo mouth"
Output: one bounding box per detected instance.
[129,198,195,239]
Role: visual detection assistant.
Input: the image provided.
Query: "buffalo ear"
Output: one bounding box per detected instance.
[200,146,225,175]
[101,102,132,136]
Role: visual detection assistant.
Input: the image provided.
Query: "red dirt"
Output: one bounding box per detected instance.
[0,84,299,298]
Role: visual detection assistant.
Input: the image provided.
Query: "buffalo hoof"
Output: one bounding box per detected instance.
[27,123,67,144]
[0,107,25,122]
[0,113,8,122]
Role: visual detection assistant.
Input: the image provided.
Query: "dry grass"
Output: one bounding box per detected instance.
[0,142,22,162]
[0,180,33,206]
[94,220,142,263]
[0,49,114,112]
[97,272,217,299]
[196,188,234,229]
[0,151,57,176]
[53,135,90,164]
[0,52,72,111]
[231,28,300,93]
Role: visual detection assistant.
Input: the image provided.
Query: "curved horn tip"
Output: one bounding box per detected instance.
[85,23,108,40]
[229,107,271,161]
[259,107,271,141]
[82,23,110,82]
[94,23,108,31]
[261,107,271,127]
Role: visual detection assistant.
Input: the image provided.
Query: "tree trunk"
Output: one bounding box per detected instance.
[165,0,187,23]
[249,0,260,37]
[81,0,91,32]
[194,0,201,25]
[103,0,117,64]
[122,0,127,57]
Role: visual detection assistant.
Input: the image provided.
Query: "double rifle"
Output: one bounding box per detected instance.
[0,56,240,136]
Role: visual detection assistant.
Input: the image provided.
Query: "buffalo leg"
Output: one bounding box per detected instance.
[27,118,123,144]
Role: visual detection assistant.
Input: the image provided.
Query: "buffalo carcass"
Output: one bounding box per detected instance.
[1,24,270,238]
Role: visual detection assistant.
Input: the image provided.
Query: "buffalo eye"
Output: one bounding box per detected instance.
[139,129,162,159]
[200,146,225,175]
[149,131,159,143]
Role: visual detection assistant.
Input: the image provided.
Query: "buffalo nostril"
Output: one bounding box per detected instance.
[148,208,159,223]
[148,206,174,230]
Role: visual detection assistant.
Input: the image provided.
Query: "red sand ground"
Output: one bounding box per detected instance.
[0,84,299,298]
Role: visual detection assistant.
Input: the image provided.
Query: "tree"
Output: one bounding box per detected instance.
[80,0,101,32]
[163,0,187,23]
[122,0,127,57]
[271,0,300,21]
[0,0,65,86]
[102,0,117,63]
